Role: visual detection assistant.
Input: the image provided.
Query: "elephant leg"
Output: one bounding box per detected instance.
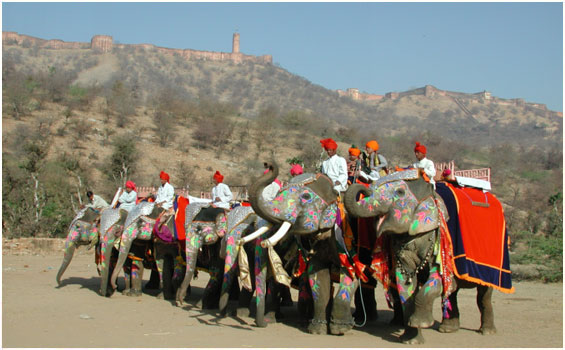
[353,284,378,324]
[146,266,162,290]
[122,259,132,295]
[219,228,243,316]
[157,255,175,300]
[254,236,269,326]
[408,268,441,329]
[307,259,331,335]
[439,288,461,333]
[329,270,357,335]
[298,274,314,326]
[389,285,404,326]
[126,259,144,297]
[202,245,222,310]
[99,232,117,296]
[477,285,496,335]
[264,280,280,323]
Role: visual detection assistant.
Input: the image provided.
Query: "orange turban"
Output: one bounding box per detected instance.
[320,138,338,150]
[414,142,427,155]
[159,171,170,182]
[125,180,136,191]
[366,140,379,151]
[213,171,224,183]
[348,147,361,157]
[290,164,303,176]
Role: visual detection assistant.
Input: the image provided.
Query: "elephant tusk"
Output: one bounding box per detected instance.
[237,225,271,246]
[261,221,291,248]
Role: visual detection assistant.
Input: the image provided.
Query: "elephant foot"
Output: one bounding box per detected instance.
[479,325,497,335]
[156,292,164,300]
[121,288,131,296]
[126,289,142,297]
[400,327,425,345]
[308,319,328,335]
[330,317,354,335]
[264,311,277,324]
[439,317,460,333]
[408,311,435,329]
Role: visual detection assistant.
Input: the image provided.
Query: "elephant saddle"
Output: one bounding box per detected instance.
[436,182,514,293]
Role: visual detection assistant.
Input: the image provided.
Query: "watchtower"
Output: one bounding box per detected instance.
[232,33,240,53]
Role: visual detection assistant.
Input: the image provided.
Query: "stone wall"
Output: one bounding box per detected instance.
[2,31,272,64]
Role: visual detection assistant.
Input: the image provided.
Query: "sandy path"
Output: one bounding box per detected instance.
[2,251,562,348]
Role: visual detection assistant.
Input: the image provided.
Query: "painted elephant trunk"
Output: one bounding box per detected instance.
[248,162,283,225]
[110,230,135,290]
[343,183,377,218]
[56,243,76,285]
[175,234,202,306]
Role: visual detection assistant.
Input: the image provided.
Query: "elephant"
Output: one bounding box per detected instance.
[56,206,128,297]
[344,169,513,344]
[109,200,183,297]
[248,162,361,335]
[175,203,261,313]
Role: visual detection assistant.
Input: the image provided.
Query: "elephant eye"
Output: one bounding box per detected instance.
[301,193,312,201]
[395,188,406,197]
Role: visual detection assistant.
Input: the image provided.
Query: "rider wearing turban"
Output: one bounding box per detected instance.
[211,171,233,210]
[347,146,362,184]
[362,140,388,181]
[412,142,436,187]
[320,138,348,193]
[118,180,138,212]
[156,171,175,210]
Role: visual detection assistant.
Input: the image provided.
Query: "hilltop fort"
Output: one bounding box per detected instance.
[2,31,272,64]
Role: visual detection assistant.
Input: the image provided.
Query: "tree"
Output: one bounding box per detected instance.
[105,134,139,187]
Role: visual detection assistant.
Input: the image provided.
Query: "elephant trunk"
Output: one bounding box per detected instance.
[255,235,268,328]
[110,230,134,290]
[248,162,284,225]
[56,242,76,285]
[175,235,202,306]
[343,183,378,218]
[219,229,242,314]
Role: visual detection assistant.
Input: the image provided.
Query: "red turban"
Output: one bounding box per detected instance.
[348,147,361,157]
[366,140,379,152]
[442,169,452,177]
[414,142,427,155]
[213,171,224,183]
[159,171,170,182]
[290,164,303,176]
[320,138,338,150]
[125,180,136,191]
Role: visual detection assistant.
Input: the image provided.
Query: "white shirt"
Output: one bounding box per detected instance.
[413,157,436,186]
[156,182,175,210]
[262,181,281,201]
[85,194,109,210]
[211,183,233,209]
[321,154,349,192]
[118,190,137,212]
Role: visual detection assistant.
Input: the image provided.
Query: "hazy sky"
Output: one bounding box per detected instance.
[2,2,563,111]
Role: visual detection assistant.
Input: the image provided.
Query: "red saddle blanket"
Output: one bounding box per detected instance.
[436,182,514,293]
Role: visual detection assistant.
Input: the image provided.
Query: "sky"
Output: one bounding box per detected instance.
[2,2,563,112]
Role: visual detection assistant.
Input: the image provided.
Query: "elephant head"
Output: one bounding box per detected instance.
[248,162,339,247]
[344,169,445,236]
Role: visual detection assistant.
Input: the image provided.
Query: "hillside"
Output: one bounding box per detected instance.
[2,33,562,280]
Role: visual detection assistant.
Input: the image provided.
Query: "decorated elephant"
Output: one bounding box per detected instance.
[248,163,360,335]
[344,169,513,344]
[109,197,189,298]
[175,203,261,312]
[56,205,128,297]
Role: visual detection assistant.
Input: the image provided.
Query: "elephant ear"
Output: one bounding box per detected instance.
[408,197,440,235]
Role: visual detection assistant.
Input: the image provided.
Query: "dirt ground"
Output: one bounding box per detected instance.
[2,240,563,348]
